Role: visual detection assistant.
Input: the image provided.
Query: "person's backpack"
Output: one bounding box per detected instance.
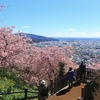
[40,86,49,97]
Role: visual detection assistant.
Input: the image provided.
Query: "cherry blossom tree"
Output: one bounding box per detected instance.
[20,45,78,85]
[0,26,32,70]
[0,26,78,85]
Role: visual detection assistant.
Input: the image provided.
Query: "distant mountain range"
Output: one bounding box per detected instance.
[16,33,100,43]
[17,33,59,43]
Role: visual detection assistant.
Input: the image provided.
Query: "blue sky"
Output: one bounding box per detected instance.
[0,0,100,38]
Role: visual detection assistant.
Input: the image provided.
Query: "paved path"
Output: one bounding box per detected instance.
[47,83,86,100]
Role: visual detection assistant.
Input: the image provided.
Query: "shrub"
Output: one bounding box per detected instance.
[58,62,65,78]
[0,67,38,100]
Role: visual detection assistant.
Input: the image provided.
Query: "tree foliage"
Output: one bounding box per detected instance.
[0,26,78,85]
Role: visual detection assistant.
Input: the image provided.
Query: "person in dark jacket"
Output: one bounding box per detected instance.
[38,80,49,100]
[67,67,75,88]
[79,61,86,82]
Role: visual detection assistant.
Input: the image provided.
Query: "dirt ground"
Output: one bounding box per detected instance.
[47,83,86,100]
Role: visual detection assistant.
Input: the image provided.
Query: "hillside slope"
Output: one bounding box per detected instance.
[18,33,58,43]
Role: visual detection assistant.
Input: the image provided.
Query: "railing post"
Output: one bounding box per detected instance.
[74,69,77,77]
[81,87,84,100]
[24,88,28,100]
[50,79,53,95]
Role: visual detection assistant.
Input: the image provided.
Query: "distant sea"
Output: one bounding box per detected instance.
[55,37,100,41]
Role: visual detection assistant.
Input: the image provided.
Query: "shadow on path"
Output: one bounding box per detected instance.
[73,81,81,87]
[56,87,70,96]
[56,81,81,96]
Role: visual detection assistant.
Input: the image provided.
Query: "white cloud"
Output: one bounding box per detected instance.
[64,28,77,32]
[47,32,62,37]
[62,29,100,38]
[14,30,23,33]
[89,32,100,38]
[21,26,30,28]
[14,30,18,32]
[69,28,77,32]
[46,29,100,38]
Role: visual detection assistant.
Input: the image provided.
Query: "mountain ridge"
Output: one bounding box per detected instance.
[17,33,59,43]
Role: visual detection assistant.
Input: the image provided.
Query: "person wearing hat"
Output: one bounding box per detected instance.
[38,80,49,100]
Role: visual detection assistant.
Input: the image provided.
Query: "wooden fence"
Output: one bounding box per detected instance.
[77,81,94,100]
[52,74,68,94]
[0,88,38,100]
[77,68,96,100]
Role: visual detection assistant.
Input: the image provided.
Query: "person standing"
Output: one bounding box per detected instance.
[67,67,75,88]
[38,80,49,100]
[79,61,86,82]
